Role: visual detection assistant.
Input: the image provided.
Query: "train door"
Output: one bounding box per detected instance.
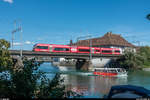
[49,45,53,52]
[94,48,101,54]
[91,48,95,54]
[112,48,115,54]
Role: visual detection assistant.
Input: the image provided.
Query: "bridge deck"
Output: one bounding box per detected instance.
[9,50,121,59]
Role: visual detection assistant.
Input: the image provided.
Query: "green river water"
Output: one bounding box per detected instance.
[39,63,150,98]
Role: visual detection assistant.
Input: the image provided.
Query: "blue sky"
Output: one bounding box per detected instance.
[0,0,150,50]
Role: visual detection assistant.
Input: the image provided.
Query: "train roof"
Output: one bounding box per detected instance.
[34,43,50,46]
[33,43,70,47]
[101,48,113,50]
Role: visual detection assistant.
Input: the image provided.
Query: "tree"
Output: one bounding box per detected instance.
[138,46,150,67]
[0,39,12,72]
[118,51,144,70]
[117,46,150,70]
[0,39,13,97]
[0,39,81,98]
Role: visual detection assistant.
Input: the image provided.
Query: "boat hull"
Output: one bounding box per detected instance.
[93,72,117,76]
[93,72,127,77]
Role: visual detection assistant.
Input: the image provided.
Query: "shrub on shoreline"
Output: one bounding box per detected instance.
[0,39,81,98]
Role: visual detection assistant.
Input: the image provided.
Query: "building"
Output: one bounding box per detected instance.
[70,32,136,54]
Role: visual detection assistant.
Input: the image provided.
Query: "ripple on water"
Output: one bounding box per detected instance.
[39,63,150,98]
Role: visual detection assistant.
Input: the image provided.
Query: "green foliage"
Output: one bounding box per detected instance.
[118,46,150,70]
[138,46,150,67]
[119,51,144,70]
[0,39,81,98]
[0,57,80,98]
[0,39,12,71]
[9,58,43,98]
[36,73,66,98]
[0,58,43,98]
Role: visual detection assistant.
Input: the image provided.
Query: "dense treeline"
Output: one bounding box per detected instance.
[0,39,81,98]
[119,14,150,70]
[117,46,150,70]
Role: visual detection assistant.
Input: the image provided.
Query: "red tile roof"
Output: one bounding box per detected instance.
[72,32,135,47]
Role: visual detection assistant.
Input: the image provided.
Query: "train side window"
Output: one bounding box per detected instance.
[102,50,112,53]
[65,48,69,51]
[36,46,48,49]
[79,49,90,52]
[33,44,37,48]
[54,48,70,51]
[95,50,100,52]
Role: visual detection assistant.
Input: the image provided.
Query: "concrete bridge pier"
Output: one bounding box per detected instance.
[75,59,93,71]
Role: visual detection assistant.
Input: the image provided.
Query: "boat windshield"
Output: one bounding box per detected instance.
[94,69,118,73]
[117,68,126,72]
[95,69,103,72]
[110,70,117,73]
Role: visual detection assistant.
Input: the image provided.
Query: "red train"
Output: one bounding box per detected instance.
[33,43,121,55]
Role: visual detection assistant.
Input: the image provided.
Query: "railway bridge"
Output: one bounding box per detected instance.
[9,50,121,71]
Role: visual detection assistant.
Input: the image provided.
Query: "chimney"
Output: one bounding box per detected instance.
[106,31,112,36]
[110,31,112,34]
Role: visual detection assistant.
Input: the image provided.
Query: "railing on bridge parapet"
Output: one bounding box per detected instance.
[9,50,121,60]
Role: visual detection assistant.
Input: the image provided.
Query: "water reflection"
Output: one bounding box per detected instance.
[94,76,127,95]
[39,63,150,98]
[61,73,127,97]
[127,70,150,90]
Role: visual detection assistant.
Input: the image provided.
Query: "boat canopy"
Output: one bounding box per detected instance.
[107,85,150,98]
[94,68,126,72]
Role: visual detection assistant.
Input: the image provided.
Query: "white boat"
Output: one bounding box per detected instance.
[93,68,127,77]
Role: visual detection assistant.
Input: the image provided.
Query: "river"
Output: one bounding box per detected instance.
[38,62,150,98]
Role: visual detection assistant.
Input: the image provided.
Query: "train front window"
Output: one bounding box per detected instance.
[36,46,48,49]
[54,48,69,51]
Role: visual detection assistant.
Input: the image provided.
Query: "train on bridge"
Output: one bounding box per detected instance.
[33,43,121,55]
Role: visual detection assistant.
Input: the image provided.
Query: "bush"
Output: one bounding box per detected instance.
[0,39,81,98]
[117,46,150,70]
